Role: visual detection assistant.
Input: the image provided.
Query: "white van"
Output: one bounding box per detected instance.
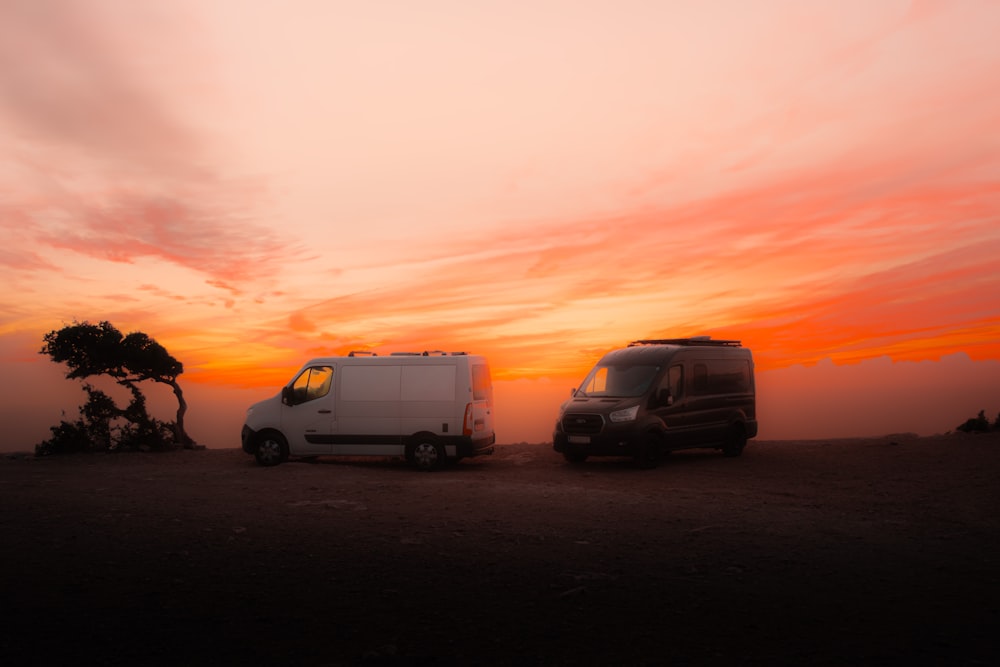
[241,351,496,470]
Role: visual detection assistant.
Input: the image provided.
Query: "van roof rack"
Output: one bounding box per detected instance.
[380,351,471,357]
[629,337,742,347]
[348,350,378,356]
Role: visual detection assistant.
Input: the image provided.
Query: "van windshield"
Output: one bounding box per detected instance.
[577,364,660,398]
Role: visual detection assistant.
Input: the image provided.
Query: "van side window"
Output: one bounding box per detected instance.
[692,363,709,393]
[472,364,494,405]
[689,360,751,395]
[714,360,751,393]
[668,365,684,399]
[290,366,334,405]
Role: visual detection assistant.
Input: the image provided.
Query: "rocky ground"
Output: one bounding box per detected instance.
[2,433,999,666]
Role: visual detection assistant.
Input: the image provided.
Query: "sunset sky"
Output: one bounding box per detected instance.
[2,0,999,451]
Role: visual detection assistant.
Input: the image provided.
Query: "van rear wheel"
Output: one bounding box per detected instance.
[407,439,445,471]
[722,426,747,457]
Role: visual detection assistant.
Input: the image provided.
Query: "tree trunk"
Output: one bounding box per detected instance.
[167,379,195,448]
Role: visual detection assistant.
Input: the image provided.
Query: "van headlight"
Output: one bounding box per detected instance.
[609,405,639,422]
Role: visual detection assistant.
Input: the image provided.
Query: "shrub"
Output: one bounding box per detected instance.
[956,410,992,434]
[34,384,183,455]
[114,417,178,452]
[35,419,93,456]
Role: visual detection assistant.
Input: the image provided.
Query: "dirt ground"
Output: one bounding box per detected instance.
[2,433,999,666]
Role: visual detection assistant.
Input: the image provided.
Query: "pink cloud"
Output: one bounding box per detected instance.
[0,1,301,290]
[0,0,205,177]
[26,193,295,284]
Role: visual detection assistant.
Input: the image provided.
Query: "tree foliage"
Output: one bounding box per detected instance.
[38,321,195,453]
[41,321,184,383]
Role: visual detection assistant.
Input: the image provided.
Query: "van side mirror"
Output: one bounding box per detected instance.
[281,386,292,405]
[569,388,577,397]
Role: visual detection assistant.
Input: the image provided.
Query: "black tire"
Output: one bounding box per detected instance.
[562,449,588,464]
[722,425,747,458]
[254,432,288,467]
[634,433,663,469]
[407,439,445,471]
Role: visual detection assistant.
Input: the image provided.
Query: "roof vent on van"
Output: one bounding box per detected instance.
[348,350,378,357]
[629,337,742,347]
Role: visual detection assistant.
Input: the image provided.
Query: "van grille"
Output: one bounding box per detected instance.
[562,413,604,435]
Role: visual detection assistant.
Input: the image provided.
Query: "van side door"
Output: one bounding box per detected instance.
[281,365,336,455]
[653,363,695,449]
[337,364,402,454]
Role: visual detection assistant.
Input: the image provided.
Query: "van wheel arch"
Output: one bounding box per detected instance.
[254,430,289,467]
[406,434,446,472]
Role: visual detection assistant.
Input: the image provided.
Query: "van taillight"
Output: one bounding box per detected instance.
[463,403,474,436]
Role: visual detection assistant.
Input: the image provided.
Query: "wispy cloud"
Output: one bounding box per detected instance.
[0,0,299,294]
[0,0,203,177]
[246,154,1000,381]
[34,193,291,282]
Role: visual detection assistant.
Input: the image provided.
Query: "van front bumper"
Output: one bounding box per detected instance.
[241,425,256,454]
[552,426,643,457]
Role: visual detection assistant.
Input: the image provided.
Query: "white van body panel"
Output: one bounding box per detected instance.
[242,353,495,468]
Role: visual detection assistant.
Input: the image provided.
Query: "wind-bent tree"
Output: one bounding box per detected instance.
[40,321,195,448]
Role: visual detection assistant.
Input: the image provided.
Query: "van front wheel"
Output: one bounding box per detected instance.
[254,433,288,467]
[634,433,663,470]
[407,439,445,471]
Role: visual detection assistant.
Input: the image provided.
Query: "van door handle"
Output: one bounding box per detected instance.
[318,409,332,414]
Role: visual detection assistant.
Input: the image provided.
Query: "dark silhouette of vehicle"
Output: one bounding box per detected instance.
[553,338,757,468]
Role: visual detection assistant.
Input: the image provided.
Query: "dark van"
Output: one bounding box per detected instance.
[553,338,757,468]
